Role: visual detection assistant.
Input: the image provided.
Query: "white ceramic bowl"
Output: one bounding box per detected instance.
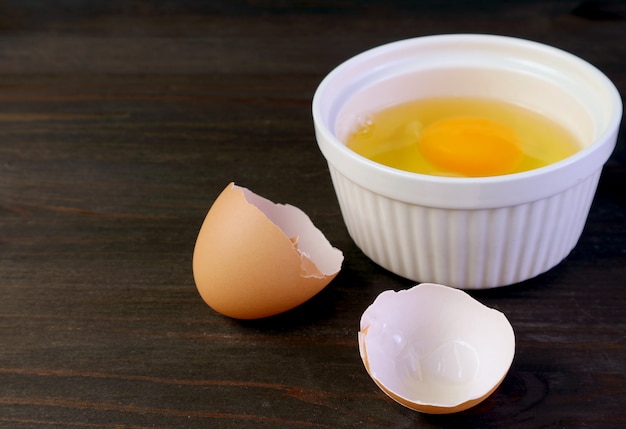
[313,34,622,289]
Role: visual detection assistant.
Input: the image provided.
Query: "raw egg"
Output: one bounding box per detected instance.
[193,183,343,319]
[359,283,515,414]
[345,96,581,177]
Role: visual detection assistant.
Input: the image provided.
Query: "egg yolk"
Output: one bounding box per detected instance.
[418,116,523,177]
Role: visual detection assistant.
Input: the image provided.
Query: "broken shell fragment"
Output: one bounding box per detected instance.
[358,283,515,413]
[193,182,344,319]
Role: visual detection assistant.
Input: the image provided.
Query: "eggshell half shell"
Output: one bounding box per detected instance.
[358,283,515,414]
[193,182,343,319]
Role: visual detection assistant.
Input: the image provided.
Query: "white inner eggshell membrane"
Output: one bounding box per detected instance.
[240,186,342,277]
[359,283,515,411]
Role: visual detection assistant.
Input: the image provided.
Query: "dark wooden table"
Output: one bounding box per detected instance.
[1,1,624,428]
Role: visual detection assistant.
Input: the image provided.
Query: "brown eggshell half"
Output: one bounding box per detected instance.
[193,182,343,319]
[358,283,515,414]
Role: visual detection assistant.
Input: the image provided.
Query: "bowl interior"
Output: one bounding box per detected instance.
[334,66,594,149]
[313,35,622,208]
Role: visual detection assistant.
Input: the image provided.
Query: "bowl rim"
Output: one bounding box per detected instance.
[312,34,622,209]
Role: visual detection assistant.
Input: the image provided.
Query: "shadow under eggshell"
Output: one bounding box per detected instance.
[192,182,343,320]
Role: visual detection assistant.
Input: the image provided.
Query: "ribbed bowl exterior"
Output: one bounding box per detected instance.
[329,166,601,289]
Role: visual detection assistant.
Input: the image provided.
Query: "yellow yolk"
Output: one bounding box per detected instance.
[419,116,523,177]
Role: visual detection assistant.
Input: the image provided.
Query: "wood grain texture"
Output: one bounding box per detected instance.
[1,1,625,428]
